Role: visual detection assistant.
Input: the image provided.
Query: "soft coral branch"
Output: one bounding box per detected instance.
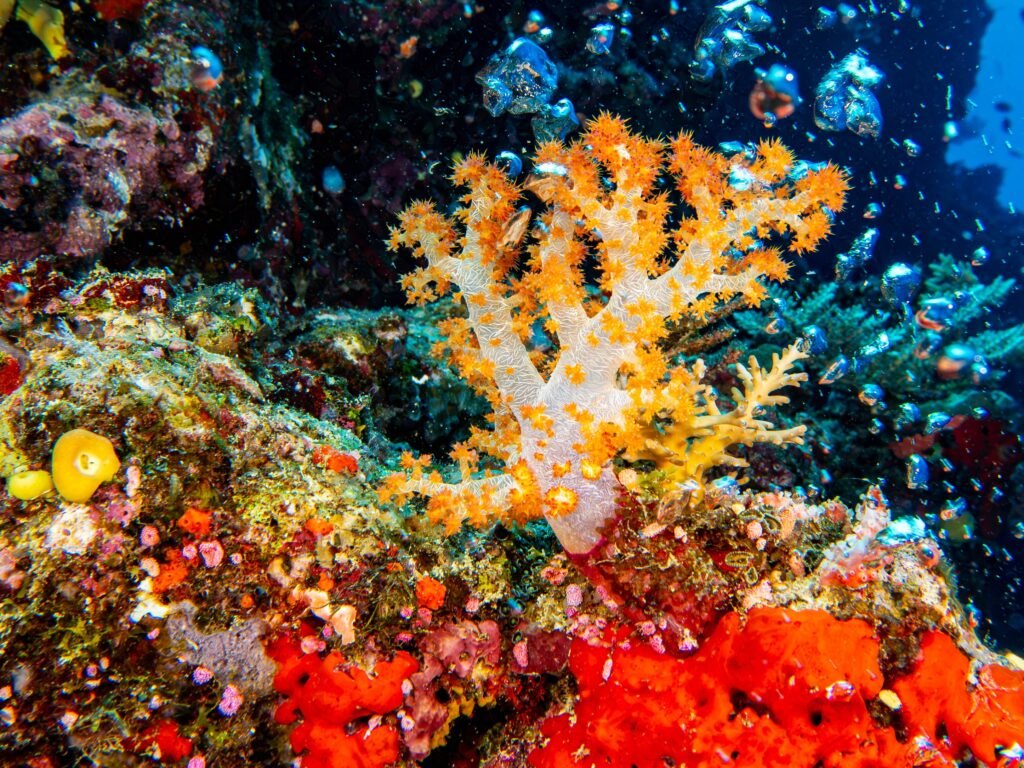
[384,115,846,554]
[637,344,809,483]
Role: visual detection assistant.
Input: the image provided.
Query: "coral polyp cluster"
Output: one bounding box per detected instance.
[385,115,848,553]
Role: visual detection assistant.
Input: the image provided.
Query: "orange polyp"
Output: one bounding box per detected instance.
[544,486,579,517]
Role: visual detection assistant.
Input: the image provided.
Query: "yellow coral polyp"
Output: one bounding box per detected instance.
[51,429,121,502]
[7,469,54,500]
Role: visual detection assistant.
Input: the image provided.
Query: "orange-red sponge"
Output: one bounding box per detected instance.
[269,634,418,768]
[894,630,1024,764]
[127,719,192,763]
[529,608,1024,768]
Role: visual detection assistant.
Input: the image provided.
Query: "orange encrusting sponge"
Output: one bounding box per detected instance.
[529,608,1024,768]
[268,633,419,768]
[894,630,1024,764]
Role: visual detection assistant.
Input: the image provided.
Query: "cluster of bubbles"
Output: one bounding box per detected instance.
[532,99,580,143]
[522,9,554,45]
[475,32,579,145]
[749,64,802,127]
[797,220,994,504]
[798,323,897,387]
[477,2,641,144]
[690,0,772,83]
[912,292,990,386]
[587,23,617,56]
[834,227,880,280]
[474,0,893,156]
[720,141,832,185]
[476,38,559,118]
[811,244,994,501]
[816,0,914,32]
[465,0,1006,530]
[477,3,647,174]
[902,403,991,529]
[815,3,861,30]
[879,261,921,321]
[190,46,224,93]
[762,297,789,336]
[591,2,636,54]
[321,165,345,196]
[814,50,885,138]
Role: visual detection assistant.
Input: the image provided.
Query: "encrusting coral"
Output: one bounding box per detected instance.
[384,114,848,553]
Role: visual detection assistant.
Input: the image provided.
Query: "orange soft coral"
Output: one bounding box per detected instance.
[268,634,418,768]
[387,115,846,554]
[529,608,1024,768]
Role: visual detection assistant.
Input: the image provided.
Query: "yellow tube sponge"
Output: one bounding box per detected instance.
[7,469,54,500]
[51,429,120,502]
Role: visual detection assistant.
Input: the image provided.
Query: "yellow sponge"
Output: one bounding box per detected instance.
[52,429,120,502]
[7,469,54,500]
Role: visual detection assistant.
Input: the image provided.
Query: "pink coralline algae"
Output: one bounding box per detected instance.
[0,94,211,264]
[420,619,501,680]
[402,620,502,758]
[0,546,25,591]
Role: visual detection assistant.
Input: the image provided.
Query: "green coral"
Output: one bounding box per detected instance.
[723,253,1024,504]
[922,252,1016,326]
[738,254,1024,410]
